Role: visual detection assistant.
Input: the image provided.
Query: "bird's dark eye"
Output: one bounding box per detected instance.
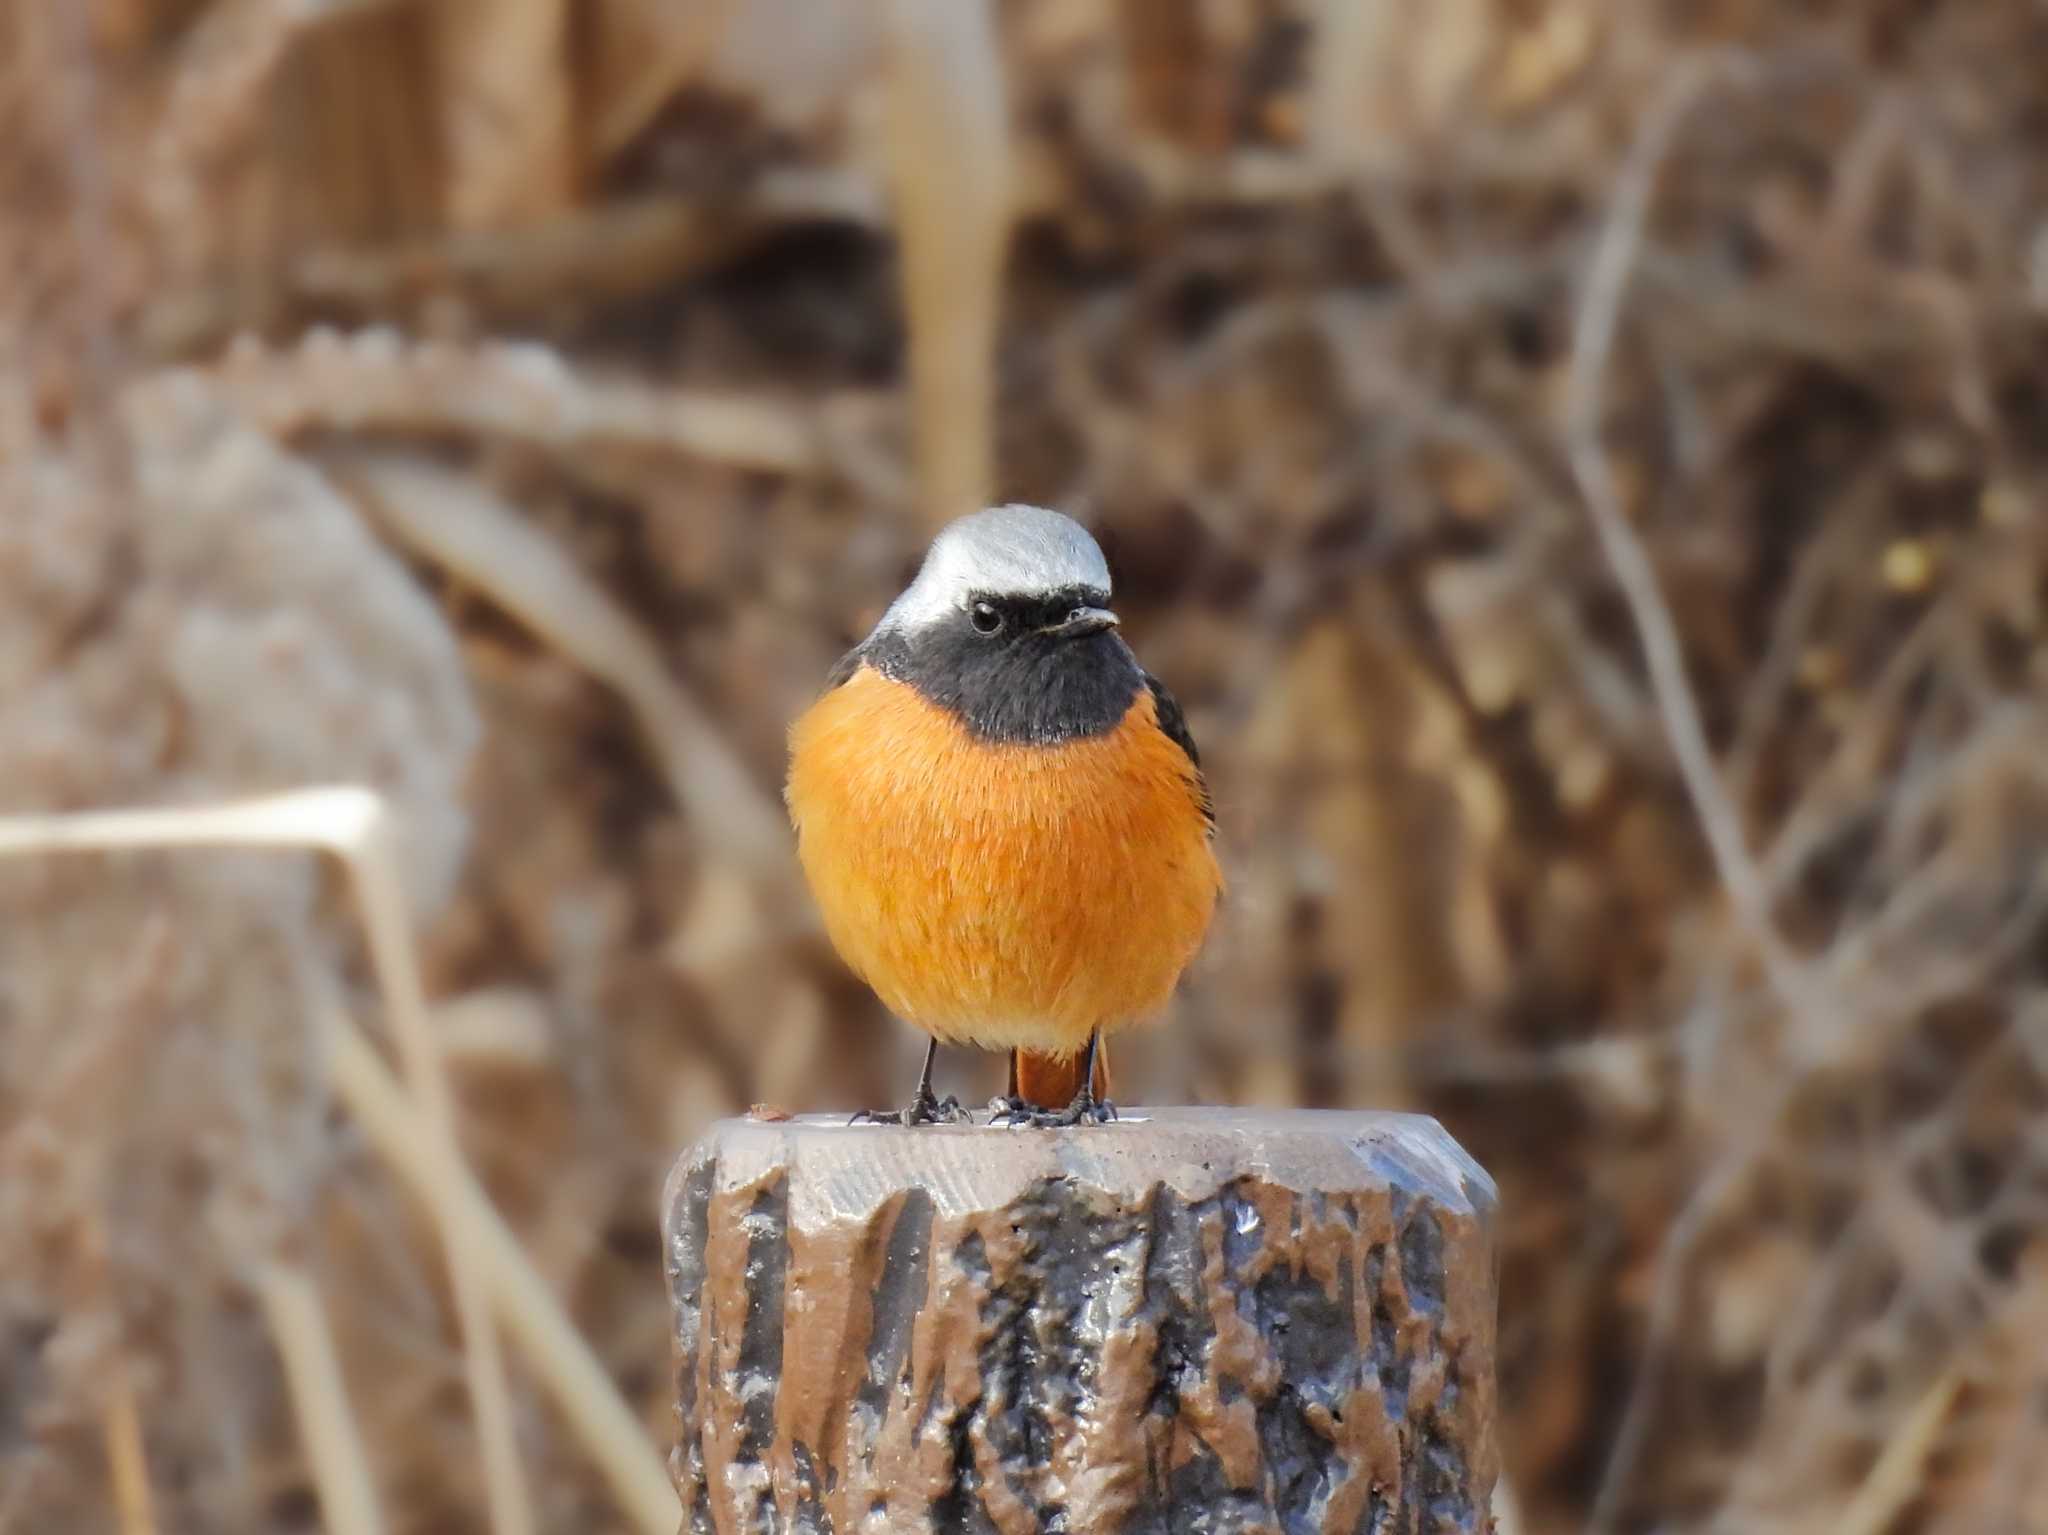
[1068,607,1087,623]
[970,601,1003,635]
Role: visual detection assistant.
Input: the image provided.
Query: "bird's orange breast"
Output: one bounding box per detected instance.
[786,664,1220,1055]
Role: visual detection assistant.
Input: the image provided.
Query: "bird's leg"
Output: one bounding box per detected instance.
[1063,1029,1117,1124]
[992,1032,1117,1127]
[851,1037,968,1126]
[906,1036,970,1124]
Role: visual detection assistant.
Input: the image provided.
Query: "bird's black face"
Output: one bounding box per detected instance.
[867,583,1146,745]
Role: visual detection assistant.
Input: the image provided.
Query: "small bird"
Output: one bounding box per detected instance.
[786,504,1221,1126]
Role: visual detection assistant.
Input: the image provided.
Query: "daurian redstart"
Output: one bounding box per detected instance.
[787,504,1221,1126]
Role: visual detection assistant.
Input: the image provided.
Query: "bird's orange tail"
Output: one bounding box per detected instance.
[1011,1042,1111,1109]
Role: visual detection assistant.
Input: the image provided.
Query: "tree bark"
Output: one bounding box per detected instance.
[664,1108,1499,1534]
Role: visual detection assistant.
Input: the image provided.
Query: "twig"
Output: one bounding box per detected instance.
[323,1010,677,1535]
[1721,481,1884,806]
[0,790,533,1535]
[255,1263,387,1535]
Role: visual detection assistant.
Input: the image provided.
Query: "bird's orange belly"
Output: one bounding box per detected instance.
[786,665,1220,1056]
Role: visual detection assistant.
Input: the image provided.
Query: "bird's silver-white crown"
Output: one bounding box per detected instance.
[878,504,1111,634]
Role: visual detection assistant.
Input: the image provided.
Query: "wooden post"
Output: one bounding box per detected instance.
[663,1108,1499,1534]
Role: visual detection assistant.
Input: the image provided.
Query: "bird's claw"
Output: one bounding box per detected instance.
[851,1091,970,1128]
[988,1094,1118,1128]
[912,1092,972,1127]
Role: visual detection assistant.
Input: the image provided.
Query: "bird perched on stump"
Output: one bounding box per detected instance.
[786,505,1221,1126]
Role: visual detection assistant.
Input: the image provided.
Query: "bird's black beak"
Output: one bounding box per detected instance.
[1044,606,1120,639]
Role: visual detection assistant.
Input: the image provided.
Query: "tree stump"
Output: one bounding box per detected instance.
[662,1108,1498,1534]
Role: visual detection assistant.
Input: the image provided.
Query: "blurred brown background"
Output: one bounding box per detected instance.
[5,2,2048,1532]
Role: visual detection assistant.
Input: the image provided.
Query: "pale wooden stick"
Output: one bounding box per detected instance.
[323,1012,676,1535]
[0,790,532,1535]
[255,1264,387,1535]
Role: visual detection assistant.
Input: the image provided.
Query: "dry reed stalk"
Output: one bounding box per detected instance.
[99,1336,157,1535]
[69,1200,160,1535]
[254,1263,387,1535]
[322,1011,677,1535]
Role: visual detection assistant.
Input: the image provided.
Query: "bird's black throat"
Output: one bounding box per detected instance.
[852,587,1146,745]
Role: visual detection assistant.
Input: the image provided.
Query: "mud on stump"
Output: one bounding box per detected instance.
[663,1107,1499,1534]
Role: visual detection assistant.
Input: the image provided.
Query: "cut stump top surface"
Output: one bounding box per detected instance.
[664,1106,1498,1227]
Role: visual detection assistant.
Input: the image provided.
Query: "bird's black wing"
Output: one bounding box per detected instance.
[1144,671,1214,833]
[823,641,867,691]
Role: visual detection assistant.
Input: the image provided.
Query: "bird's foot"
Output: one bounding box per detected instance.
[911,1092,972,1127]
[850,1090,970,1128]
[989,1093,1118,1128]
